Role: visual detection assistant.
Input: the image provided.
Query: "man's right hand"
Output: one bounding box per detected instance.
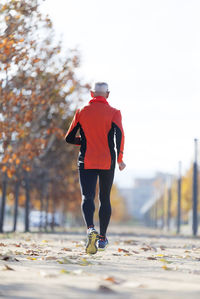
[118,161,126,171]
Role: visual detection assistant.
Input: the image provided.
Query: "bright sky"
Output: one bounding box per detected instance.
[41,0,200,187]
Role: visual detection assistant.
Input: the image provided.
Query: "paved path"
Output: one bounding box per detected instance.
[0,227,200,299]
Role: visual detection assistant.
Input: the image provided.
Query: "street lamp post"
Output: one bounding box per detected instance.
[167,177,172,231]
[192,139,198,236]
[161,194,165,229]
[154,201,158,228]
[177,161,182,234]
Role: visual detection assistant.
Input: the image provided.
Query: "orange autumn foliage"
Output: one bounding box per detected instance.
[0,0,89,221]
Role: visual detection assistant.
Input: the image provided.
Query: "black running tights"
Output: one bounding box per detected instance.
[79,168,115,237]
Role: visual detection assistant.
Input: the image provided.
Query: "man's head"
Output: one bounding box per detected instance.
[91,82,110,99]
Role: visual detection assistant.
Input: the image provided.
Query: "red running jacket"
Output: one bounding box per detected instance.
[65,96,125,170]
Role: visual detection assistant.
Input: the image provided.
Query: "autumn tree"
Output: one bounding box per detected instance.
[0,0,89,232]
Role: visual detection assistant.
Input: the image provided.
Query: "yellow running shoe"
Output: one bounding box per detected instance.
[85,228,99,255]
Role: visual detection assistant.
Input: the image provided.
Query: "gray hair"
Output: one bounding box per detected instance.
[92,82,109,94]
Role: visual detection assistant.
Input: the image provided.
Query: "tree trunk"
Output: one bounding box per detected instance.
[61,200,66,228]
[13,180,20,232]
[0,174,7,233]
[45,193,49,232]
[51,194,56,232]
[161,195,165,229]
[24,171,30,232]
[167,187,172,231]
[39,191,44,232]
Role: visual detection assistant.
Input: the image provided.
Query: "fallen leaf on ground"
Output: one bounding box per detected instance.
[27,257,37,260]
[1,256,19,262]
[159,258,172,264]
[2,256,10,261]
[25,250,39,256]
[104,276,118,284]
[79,258,92,266]
[132,250,139,254]
[118,248,129,253]
[140,247,149,251]
[61,248,72,252]
[3,264,14,271]
[146,245,153,250]
[160,245,166,250]
[60,269,71,274]
[124,240,138,245]
[14,251,23,255]
[12,243,21,247]
[57,257,73,264]
[162,265,172,270]
[45,256,57,261]
[147,257,157,260]
[150,246,157,252]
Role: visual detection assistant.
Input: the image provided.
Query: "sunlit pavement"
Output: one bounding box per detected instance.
[0,226,200,299]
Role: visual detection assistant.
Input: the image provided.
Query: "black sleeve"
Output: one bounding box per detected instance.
[113,122,122,159]
[65,123,81,145]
